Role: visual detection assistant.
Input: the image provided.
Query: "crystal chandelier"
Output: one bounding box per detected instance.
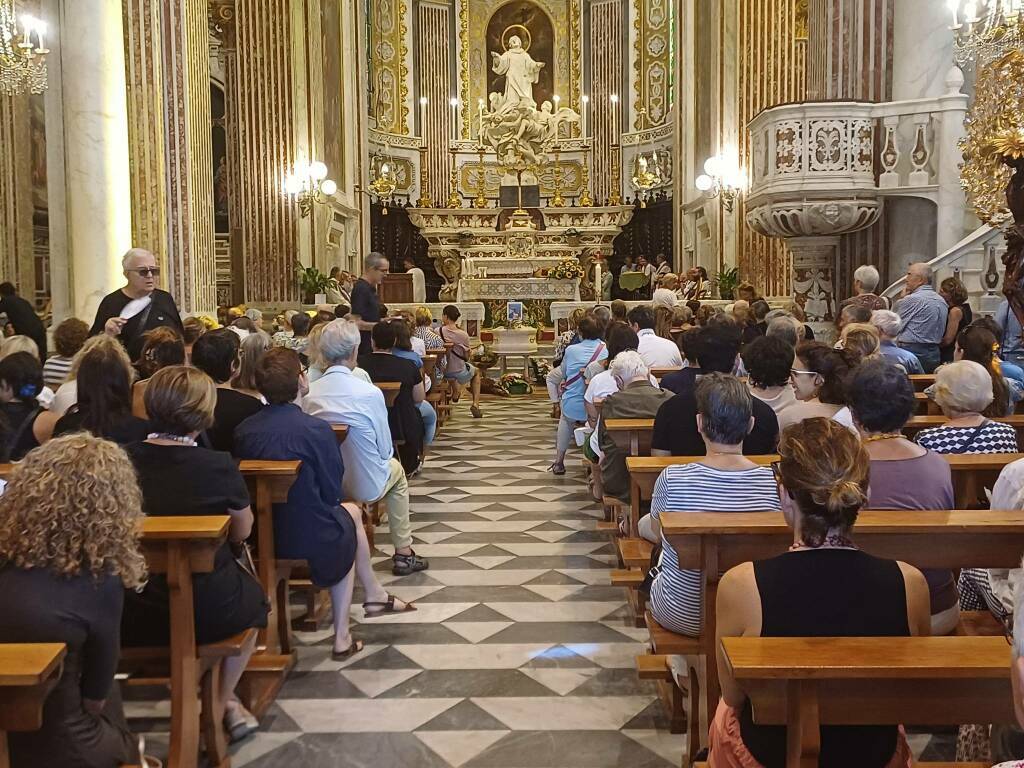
[629,108,664,207]
[947,0,1024,66]
[0,1,48,96]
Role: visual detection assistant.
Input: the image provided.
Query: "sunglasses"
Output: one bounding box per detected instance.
[129,267,160,277]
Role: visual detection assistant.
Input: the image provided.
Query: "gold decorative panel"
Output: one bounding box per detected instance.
[632,0,672,128]
[459,160,583,196]
[458,0,581,140]
[737,0,807,296]
[370,0,410,134]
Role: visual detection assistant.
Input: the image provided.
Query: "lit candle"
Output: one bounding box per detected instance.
[419,96,428,148]
[610,93,620,143]
[948,0,960,26]
[478,98,485,143]
[594,261,602,300]
[581,94,590,138]
[449,97,458,143]
[20,15,33,46]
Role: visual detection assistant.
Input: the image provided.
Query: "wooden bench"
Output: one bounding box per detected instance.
[132,515,232,768]
[604,418,655,457]
[331,423,349,445]
[237,460,301,717]
[374,381,402,407]
[721,636,1014,768]
[626,453,1024,533]
[650,366,682,382]
[916,390,1024,416]
[0,643,66,768]
[908,373,936,391]
[654,508,1024,761]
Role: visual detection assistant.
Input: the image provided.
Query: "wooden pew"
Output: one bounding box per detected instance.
[626,453,1024,532]
[0,643,66,768]
[721,635,1014,768]
[604,418,655,457]
[914,391,943,415]
[657,508,1024,760]
[650,366,682,382]
[374,381,402,408]
[133,515,232,768]
[908,373,935,391]
[331,423,349,445]
[237,460,300,717]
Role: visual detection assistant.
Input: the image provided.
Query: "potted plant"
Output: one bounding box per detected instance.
[295,262,330,304]
[714,267,740,300]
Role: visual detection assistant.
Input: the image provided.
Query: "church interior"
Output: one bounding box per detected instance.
[3,0,1024,767]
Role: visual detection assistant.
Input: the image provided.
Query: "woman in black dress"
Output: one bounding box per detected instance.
[121,365,269,742]
[0,433,148,767]
[940,276,973,364]
[0,351,53,460]
[53,334,149,444]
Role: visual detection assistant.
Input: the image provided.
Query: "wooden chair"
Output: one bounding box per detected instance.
[721,635,1014,768]
[127,515,232,768]
[0,643,66,768]
[651,508,1024,761]
[237,460,301,716]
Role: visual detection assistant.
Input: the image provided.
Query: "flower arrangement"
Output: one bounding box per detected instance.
[499,373,533,396]
[549,258,585,281]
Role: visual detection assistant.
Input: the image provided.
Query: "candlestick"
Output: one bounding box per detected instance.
[416,147,432,208]
[581,94,590,138]
[419,97,428,148]
[610,93,620,143]
[449,97,458,143]
[594,261,603,301]
[579,150,593,207]
[20,16,32,47]
[474,146,487,209]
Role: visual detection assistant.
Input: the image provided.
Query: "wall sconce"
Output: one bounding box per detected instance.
[695,152,747,212]
[284,160,336,218]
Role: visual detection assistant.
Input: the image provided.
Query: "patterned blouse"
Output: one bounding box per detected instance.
[915,420,1019,455]
[413,326,445,350]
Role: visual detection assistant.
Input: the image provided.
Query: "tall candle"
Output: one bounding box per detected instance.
[478,98,485,143]
[610,94,620,143]
[581,94,590,138]
[419,97,428,148]
[595,261,602,300]
[449,98,458,143]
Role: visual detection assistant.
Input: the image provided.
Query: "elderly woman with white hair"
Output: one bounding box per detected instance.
[915,360,1019,454]
[872,309,925,374]
[594,350,673,505]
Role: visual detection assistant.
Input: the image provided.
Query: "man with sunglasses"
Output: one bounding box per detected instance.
[89,248,184,359]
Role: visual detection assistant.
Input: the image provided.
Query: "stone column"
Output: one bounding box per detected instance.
[789,235,839,341]
[61,0,134,322]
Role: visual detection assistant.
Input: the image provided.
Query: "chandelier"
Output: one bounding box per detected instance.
[368,143,399,213]
[0,2,48,96]
[695,151,748,212]
[947,0,1024,66]
[283,160,337,218]
[629,108,664,207]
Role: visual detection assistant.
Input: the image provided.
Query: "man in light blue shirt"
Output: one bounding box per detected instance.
[303,318,428,576]
[871,309,924,374]
[894,262,948,373]
[994,299,1024,386]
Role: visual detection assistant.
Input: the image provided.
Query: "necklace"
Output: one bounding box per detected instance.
[146,433,198,446]
[861,432,904,444]
[790,531,858,551]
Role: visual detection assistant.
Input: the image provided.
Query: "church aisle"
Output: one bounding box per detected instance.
[229,397,682,767]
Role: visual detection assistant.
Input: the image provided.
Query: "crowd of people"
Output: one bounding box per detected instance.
[0,249,487,766]
[6,248,1024,766]
[549,260,1024,766]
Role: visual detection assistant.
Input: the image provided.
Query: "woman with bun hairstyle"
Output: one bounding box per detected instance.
[709,417,931,768]
[777,340,860,433]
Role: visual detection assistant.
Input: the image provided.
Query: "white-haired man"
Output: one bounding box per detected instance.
[89,247,184,359]
[839,264,888,313]
[895,262,948,373]
[596,350,673,504]
[351,252,389,356]
[871,310,924,374]
[302,318,428,576]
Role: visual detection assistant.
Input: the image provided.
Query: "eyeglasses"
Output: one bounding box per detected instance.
[770,460,782,483]
[789,368,817,377]
[129,267,160,277]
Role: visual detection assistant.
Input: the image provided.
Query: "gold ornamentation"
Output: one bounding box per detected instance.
[961,50,1024,225]
[474,146,488,208]
[447,165,462,208]
[632,0,670,128]
[579,152,593,207]
[551,148,565,206]
[609,143,622,206]
[459,0,469,139]
[371,0,409,134]
[416,147,432,207]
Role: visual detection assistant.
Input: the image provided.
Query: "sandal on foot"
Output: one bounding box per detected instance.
[548,462,566,476]
[363,594,417,617]
[331,638,365,660]
[224,704,259,744]
[470,405,482,418]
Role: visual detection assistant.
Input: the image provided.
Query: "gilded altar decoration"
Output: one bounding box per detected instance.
[549,258,584,281]
[370,0,409,134]
[632,0,671,128]
[960,50,1024,226]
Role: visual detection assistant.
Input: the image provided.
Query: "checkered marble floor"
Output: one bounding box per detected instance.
[129,396,682,767]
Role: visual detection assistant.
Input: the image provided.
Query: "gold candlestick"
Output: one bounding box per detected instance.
[579,148,593,207]
[551,148,565,207]
[416,147,432,208]
[446,151,461,208]
[473,146,487,209]
[608,143,623,206]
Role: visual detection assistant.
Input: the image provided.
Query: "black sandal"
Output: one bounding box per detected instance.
[363,594,417,617]
[331,638,364,660]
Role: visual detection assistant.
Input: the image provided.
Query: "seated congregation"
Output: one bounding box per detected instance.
[551,261,1024,767]
[0,252,494,767]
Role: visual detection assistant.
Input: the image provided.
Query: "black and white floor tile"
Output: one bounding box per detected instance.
[128,396,956,766]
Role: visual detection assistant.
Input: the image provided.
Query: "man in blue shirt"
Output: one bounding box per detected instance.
[871,309,924,374]
[994,300,1024,385]
[894,262,947,373]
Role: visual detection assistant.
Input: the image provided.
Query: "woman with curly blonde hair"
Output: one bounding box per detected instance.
[0,434,147,767]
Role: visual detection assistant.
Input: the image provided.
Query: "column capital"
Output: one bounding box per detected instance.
[209,0,237,48]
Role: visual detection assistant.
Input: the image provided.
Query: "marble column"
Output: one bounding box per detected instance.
[61,0,133,322]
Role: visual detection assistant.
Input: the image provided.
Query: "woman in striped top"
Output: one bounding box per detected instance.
[641,373,780,637]
[42,318,88,388]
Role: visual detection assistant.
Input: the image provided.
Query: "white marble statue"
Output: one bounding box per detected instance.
[490,35,544,109]
[480,32,579,168]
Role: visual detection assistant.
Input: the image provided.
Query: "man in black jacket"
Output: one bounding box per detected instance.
[89,248,184,359]
[0,282,47,358]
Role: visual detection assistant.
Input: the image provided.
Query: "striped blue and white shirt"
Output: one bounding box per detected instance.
[649,463,780,636]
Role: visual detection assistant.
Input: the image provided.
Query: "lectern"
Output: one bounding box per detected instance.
[380,273,414,304]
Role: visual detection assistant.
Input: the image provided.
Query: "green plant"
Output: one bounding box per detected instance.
[295,262,331,301]
[715,267,740,300]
